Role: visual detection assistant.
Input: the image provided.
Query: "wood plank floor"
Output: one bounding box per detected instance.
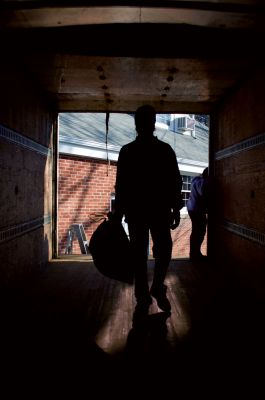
[1,257,263,397]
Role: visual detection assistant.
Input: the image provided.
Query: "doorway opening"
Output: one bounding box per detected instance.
[57,112,209,258]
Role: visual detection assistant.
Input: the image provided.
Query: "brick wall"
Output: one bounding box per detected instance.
[58,154,207,257]
[58,155,116,254]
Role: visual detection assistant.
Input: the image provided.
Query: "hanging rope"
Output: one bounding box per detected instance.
[105,112,110,176]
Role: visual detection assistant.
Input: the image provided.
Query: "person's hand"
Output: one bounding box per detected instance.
[108,211,123,224]
[170,210,180,230]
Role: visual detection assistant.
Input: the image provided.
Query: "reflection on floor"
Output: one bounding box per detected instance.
[1,257,263,397]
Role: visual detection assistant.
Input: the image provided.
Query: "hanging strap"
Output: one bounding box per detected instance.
[105,112,110,176]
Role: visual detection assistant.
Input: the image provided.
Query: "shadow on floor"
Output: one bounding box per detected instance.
[1,257,264,396]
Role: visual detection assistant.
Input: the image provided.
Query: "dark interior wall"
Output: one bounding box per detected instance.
[211,66,265,296]
[0,61,55,286]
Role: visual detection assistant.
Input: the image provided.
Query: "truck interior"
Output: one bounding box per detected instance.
[1,2,264,397]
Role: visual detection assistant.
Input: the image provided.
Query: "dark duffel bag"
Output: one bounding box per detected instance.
[89,217,134,285]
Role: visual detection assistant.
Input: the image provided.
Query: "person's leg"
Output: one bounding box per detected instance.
[128,221,151,305]
[197,213,207,254]
[150,222,172,312]
[189,211,207,259]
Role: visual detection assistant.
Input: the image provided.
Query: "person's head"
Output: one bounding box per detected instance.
[135,105,156,138]
[202,167,208,178]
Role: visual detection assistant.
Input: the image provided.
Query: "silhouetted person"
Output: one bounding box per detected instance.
[114,105,183,325]
[187,167,209,261]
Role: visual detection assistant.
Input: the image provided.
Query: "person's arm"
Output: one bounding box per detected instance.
[203,176,211,214]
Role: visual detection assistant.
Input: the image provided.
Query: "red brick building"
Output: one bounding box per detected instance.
[58,113,208,258]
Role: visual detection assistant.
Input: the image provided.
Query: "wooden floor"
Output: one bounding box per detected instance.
[1,257,263,397]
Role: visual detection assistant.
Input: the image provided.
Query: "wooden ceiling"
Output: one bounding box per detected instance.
[1,1,264,113]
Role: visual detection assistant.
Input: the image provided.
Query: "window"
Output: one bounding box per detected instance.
[156,114,170,126]
[110,192,116,212]
[181,175,193,207]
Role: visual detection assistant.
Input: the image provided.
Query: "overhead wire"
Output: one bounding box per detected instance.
[105,112,110,176]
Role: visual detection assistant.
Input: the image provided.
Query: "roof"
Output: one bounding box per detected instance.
[59,113,208,164]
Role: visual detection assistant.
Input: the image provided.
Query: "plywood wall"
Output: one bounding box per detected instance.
[0,61,55,285]
[210,66,265,296]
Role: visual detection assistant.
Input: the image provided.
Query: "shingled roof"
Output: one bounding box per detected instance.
[59,112,208,163]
